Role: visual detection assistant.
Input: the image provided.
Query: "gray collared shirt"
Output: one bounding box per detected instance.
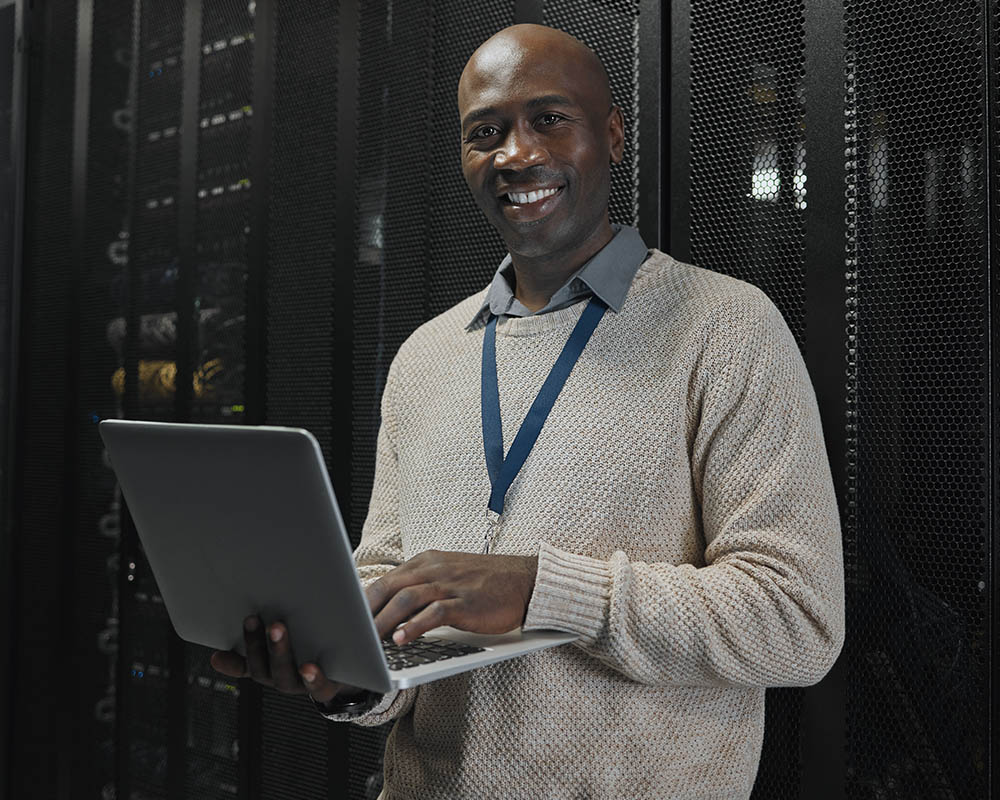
[466,224,649,330]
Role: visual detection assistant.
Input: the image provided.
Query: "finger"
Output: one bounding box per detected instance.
[373,582,447,640]
[298,662,347,705]
[210,650,247,679]
[366,568,416,616]
[391,598,463,645]
[366,551,443,615]
[243,615,273,685]
[266,622,305,694]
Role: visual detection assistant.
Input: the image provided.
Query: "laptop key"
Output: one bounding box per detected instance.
[381,636,488,670]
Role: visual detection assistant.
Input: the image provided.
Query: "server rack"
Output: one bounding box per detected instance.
[670,0,998,798]
[7,0,1000,799]
[0,0,25,794]
[6,2,663,798]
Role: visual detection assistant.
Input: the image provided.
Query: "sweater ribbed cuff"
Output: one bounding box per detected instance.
[322,689,398,724]
[522,541,613,645]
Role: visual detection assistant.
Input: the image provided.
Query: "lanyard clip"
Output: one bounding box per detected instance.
[483,509,502,554]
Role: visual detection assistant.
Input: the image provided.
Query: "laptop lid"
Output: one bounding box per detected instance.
[99,419,397,693]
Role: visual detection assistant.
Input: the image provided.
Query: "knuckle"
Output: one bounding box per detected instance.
[395,586,417,607]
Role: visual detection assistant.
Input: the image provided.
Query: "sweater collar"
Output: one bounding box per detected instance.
[466,225,649,331]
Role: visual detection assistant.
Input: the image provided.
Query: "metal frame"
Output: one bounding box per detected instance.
[0,0,29,796]
[61,0,93,793]
[668,0,690,262]
[331,0,360,794]
[985,0,998,794]
[166,0,204,794]
[800,1,847,798]
[240,1,275,794]
[114,3,142,793]
[637,0,664,249]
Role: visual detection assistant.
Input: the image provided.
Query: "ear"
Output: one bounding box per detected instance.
[608,105,625,164]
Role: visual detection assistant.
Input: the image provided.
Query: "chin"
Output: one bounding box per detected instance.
[503,227,581,261]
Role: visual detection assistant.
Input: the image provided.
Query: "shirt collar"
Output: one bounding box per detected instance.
[466,225,649,330]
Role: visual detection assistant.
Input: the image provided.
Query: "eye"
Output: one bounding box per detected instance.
[537,113,565,126]
[468,124,500,141]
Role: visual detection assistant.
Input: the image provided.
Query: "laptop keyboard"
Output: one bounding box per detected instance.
[382,636,486,671]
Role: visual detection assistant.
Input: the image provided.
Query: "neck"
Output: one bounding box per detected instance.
[508,220,614,312]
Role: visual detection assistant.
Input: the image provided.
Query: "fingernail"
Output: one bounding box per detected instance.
[244,616,258,632]
[269,626,282,642]
[393,629,405,644]
[302,671,314,683]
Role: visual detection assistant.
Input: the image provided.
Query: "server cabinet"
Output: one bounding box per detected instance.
[6,1,662,798]
[13,0,997,798]
[670,0,998,798]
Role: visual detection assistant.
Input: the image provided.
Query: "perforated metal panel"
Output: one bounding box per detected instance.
[266,1,337,462]
[260,692,334,799]
[543,0,640,230]
[688,0,807,349]
[350,0,516,533]
[843,0,990,796]
[348,5,514,795]
[9,0,77,797]
[80,2,136,796]
[192,0,255,425]
[680,1,996,798]
[265,2,342,797]
[118,3,186,796]
[0,8,14,787]
[685,5,809,794]
[423,0,512,319]
[351,0,431,542]
[186,647,241,797]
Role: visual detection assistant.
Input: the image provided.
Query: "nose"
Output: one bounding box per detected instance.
[493,123,546,171]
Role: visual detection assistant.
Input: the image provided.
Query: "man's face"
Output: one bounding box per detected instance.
[458,42,623,260]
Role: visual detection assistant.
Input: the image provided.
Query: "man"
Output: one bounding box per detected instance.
[212,23,845,799]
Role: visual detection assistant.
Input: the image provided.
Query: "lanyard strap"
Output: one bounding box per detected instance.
[481,295,608,517]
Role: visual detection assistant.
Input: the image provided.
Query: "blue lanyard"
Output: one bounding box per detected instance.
[480,295,608,546]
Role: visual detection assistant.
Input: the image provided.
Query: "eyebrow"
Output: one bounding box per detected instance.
[461,94,577,131]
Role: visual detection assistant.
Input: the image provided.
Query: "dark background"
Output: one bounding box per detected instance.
[1,0,998,798]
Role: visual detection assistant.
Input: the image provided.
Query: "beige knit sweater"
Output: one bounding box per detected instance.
[343,250,845,799]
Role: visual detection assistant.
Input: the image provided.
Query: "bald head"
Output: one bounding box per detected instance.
[459,24,613,113]
[456,23,624,268]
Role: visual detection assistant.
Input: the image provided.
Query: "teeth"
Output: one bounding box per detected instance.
[506,187,559,205]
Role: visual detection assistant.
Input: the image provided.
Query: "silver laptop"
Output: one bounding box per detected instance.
[98,419,577,694]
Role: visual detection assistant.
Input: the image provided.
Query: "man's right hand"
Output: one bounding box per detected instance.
[209,615,367,707]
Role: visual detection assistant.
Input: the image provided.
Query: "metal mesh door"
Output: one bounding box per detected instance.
[843,0,990,795]
[679,0,995,797]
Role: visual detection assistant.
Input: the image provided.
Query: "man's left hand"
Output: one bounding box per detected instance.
[366,550,539,646]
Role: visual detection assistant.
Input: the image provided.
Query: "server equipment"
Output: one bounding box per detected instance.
[3,0,998,799]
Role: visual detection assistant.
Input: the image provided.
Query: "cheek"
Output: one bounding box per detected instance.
[462,154,490,187]
[564,145,610,199]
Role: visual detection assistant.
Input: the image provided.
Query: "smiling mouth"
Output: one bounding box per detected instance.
[501,186,563,205]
